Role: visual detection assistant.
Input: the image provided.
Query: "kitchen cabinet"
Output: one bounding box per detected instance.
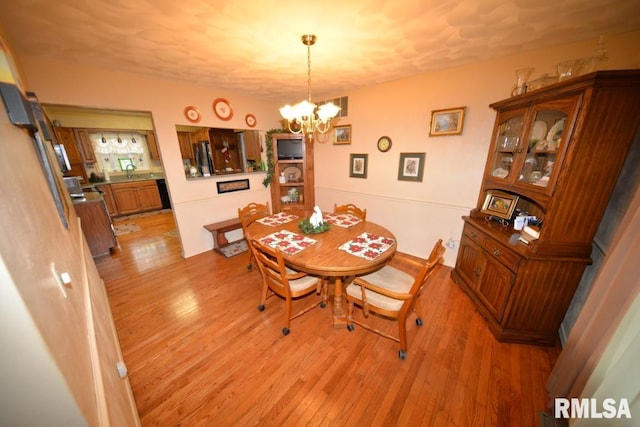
[73,128,96,163]
[96,183,117,216]
[137,183,163,210]
[54,127,81,163]
[53,126,88,182]
[73,193,117,257]
[177,131,194,161]
[111,180,162,215]
[244,130,261,164]
[146,130,160,160]
[451,70,640,345]
[269,133,315,213]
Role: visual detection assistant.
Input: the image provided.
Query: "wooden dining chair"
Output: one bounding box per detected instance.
[238,202,271,269]
[333,203,367,220]
[250,238,327,336]
[346,239,445,359]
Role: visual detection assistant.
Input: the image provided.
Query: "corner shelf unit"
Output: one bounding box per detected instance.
[269,133,315,213]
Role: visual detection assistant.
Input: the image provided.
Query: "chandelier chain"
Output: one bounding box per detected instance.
[306,40,312,103]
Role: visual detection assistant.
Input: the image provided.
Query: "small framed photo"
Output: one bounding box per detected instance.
[481,190,519,220]
[349,153,368,178]
[334,124,351,145]
[216,178,250,194]
[397,152,425,182]
[429,106,466,136]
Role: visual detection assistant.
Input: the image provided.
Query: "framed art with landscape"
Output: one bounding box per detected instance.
[334,124,351,145]
[429,106,466,136]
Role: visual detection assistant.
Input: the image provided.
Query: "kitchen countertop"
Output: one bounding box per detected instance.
[72,190,104,205]
[91,173,165,185]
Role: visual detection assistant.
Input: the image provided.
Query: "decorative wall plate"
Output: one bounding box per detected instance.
[184,106,201,123]
[213,98,233,121]
[245,113,257,128]
[282,165,302,182]
[546,118,566,143]
[531,120,547,141]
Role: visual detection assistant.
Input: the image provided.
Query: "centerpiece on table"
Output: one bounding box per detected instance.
[298,206,331,234]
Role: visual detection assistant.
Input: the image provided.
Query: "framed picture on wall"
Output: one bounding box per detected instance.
[216,178,250,194]
[349,153,367,178]
[397,152,425,182]
[334,124,351,145]
[429,106,466,136]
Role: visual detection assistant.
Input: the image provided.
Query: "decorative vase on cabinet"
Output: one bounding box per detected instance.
[451,70,640,345]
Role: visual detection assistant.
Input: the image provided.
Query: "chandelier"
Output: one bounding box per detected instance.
[279,34,341,139]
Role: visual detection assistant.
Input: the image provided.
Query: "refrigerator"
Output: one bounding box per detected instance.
[193,140,214,176]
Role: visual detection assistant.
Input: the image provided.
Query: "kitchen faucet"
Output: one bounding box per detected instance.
[126,163,136,179]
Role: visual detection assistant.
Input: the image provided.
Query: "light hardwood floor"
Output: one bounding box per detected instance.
[97,211,560,426]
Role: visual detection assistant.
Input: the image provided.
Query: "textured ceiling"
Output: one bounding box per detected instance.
[1,0,639,101]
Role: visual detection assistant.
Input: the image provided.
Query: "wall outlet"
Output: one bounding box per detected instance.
[446,238,456,249]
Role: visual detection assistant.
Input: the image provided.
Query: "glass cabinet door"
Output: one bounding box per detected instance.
[488,111,524,182]
[516,107,569,189]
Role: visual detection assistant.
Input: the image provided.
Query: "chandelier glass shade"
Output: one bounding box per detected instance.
[279,34,340,137]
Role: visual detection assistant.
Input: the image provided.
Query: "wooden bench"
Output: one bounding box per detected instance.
[204,218,243,252]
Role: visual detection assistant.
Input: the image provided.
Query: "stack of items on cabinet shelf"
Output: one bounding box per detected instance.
[517,224,540,245]
[452,70,640,346]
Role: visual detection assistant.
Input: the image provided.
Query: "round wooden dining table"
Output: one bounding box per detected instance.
[245,212,397,327]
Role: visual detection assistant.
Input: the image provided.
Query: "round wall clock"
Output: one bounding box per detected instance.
[377,136,392,152]
[245,113,257,128]
[213,98,233,121]
[184,106,201,123]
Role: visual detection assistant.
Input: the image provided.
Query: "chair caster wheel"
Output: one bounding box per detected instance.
[258,304,265,311]
[320,302,326,309]
[399,350,406,360]
[416,318,423,326]
[282,328,290,336]
[347,324,355,332]
[247,264,253,270]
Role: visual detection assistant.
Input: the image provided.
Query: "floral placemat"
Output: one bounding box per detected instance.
[339,232,396,260]
[259,230,317,255]
[256,212,299,226]
[323,213,362,228]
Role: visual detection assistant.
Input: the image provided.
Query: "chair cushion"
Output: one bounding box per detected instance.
[346,266,414,312]
[285,267,319,292]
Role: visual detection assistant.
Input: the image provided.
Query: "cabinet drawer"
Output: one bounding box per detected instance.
[463,224,484,246]
[483,239,520,271]
[464,223,520,271]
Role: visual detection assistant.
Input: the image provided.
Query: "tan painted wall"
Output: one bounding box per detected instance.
[12,31,640,262]
[312,31,640,264]
[0,87,140,425]
[1,32,140,424]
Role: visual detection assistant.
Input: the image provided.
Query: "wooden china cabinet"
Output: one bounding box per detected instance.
[451,70,640,345]
[269,133,315,213]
